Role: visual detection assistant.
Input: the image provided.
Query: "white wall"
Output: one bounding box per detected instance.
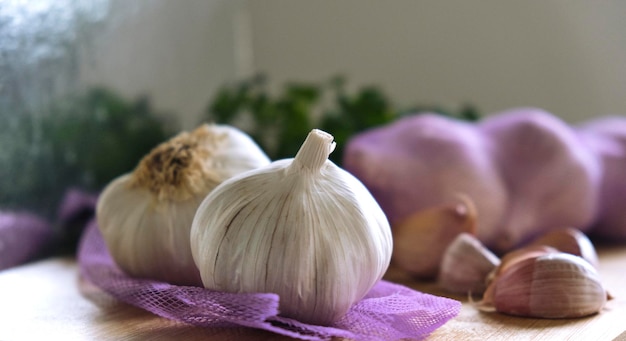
[248,1,626,123]
[80,1,626,127]
[79,0,249,129]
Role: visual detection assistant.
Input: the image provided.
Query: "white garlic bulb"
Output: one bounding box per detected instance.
[190,129,393,326]
[96,124,270,286]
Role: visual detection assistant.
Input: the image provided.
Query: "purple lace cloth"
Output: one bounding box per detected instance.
[78,221,461,340]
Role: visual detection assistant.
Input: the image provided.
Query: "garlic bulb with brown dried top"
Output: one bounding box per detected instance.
[96,124,270,286]
[190,129,393,326]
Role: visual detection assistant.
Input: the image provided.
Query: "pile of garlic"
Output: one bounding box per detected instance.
[438,228,609,318]
[96,126,392,326]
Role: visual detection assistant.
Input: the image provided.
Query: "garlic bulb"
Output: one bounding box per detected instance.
[96,124,270,286]
[479,108,601,252]
[191,129,392,326]
[343,113,507,247]
[577,116,626,241]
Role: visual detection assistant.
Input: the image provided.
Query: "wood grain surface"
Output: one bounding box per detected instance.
[0,245,625,341]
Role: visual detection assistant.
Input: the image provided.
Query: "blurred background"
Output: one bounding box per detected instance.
[2,0,626,215]
[81,0,626,127]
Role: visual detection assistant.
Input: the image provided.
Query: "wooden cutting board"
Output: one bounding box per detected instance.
[1,246,625,340]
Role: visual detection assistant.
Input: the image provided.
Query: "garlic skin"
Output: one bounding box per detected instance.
[479,253,607,318]
[96,124,270,286]
[191,129,392,326]
[438,232,500,295]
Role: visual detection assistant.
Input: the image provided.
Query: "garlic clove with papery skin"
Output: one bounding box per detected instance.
[529,228,599,268]
[392,194,477,279]
[485,244,559,285]
[438,232,500,295]
[478,252,607,318]
[96,124,270,286]
[190,129,393,326]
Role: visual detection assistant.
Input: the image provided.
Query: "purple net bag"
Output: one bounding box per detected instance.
[0,211,53,271]
[0,189,98,271]
[78,220,460,340]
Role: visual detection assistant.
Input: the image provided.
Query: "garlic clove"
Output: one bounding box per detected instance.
[486,244,559,284]
[530,228,599,268]
[438,232,500,295]
[478,252,607,318]
[392,194,477,279]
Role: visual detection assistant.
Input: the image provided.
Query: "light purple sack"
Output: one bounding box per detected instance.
[0,211,52,271]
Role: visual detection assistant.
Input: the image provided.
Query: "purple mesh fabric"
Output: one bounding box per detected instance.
[0,211,52,271]
[57,188,98,224]
[78,220,461,340]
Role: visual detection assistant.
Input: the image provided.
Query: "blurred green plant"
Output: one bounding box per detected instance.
[206,74,480,164]
[0,76,479,215]
[0,87,173,216]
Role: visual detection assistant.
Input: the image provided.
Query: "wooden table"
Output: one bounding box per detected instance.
[386,245,626,341]
[1,246,625,341]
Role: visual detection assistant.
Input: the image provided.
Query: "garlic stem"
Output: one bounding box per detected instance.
[292,129,337,172]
